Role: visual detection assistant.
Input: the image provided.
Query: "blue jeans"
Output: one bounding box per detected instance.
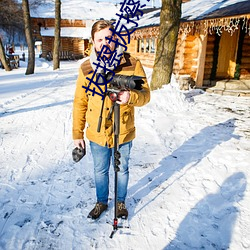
[90,141,132,205]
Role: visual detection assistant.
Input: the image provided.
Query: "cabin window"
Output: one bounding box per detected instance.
[136,38,145,53]
[141,38,145,52]
[146,38,150,52]
[150,38,155,53]
[137,39,141,53]
[137,38,156,54]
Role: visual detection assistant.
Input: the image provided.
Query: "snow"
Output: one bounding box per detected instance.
[1,0,250,248]
[40,27,92,39]
[126,0,250,30]
[29,0,161,19]
[30,0,250,30]
[30,0,121,19]
[182,0,249,21]
[0,48,250,249]
[127,8,160,29]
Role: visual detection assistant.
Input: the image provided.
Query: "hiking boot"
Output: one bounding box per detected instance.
[87,202,108,220]
[117,202,128,219]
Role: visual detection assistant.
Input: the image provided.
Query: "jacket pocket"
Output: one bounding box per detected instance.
[120,106,135,134]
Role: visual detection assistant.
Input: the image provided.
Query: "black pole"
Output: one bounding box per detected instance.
[110,101,121,238]
[97,93,107,133]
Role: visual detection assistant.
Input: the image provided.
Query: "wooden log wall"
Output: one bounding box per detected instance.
[41,37,87,59]
[184,35,198,79]
[41,37,53,58]
[72,38,88,56]
[34,15,250,83]
[126,39,136,55]
[127,38,156,68]
[173,34,185,75]
[128,27,159,68]
[173,34,199,80]
[133,52,156,68]
[32,18,86,29]
[128,31,200,79]
[240,35,250,79]
[61,38,74,52]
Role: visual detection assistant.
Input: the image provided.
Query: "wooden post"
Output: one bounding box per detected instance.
[139,39,142,53]
[195,32,207,88]
[144,38,146,54]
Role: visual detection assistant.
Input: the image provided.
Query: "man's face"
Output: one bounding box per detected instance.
[93,27,116,58]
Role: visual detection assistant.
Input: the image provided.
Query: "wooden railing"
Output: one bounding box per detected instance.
[46,51,84,61]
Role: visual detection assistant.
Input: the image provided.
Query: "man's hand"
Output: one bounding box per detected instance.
[74,139,85,149]
[116,90,130,105]
[72,139,86,162]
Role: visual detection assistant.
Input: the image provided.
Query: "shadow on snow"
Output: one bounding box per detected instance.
[128,118,239,213]
[127,118,243,248]
[0,100,73,117]
[164,172,247,249]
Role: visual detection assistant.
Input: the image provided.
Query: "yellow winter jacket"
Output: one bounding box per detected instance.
[72,52,150,148]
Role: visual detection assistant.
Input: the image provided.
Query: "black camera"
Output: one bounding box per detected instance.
[72,146,86,162]
[106,72,144,91]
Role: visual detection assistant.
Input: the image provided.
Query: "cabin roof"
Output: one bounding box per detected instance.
[32,0,250,36]
[40,27,92,39]
[182,0,250,21]
[30,0,250,22]
[30,0,120,20]
[127,0,250,30]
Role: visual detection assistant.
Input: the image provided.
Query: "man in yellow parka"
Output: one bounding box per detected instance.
[72,20,150,220]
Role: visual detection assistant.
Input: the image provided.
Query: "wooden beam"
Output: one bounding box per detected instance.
[195,33,208,87]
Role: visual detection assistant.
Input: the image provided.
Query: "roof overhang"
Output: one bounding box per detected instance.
[40,27,91,39]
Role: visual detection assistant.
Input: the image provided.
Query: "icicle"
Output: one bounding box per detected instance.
[179,15,250,37]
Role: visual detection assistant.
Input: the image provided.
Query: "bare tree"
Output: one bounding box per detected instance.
[22,0,35,75]
[151,0,182,90]
[0,0,24,36]
[0,37,11,71]
[0,0,23,71]
[53,0,61,70]
[29,0,47,8]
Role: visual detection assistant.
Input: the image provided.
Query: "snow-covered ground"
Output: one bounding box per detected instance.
[0,50,250,250]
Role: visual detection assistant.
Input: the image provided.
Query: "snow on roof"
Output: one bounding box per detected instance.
[40,27,91,39]
[130,8,160,29]
[30,0,121,20]
[31,0,250,33]
[128,0,250,30]
[182,0,250,21]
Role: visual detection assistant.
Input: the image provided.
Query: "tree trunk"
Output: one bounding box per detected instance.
[53,0,61,70]
[0,37,11,71]
[151,0,182,90]
[22,0,35,75]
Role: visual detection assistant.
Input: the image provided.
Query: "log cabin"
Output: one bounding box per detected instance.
[30,1,120,60]
[31,0,250,94]
[31,18,92,60]
[126,0,250,93]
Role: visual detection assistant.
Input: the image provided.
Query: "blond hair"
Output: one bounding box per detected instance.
[91,20,115,40]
